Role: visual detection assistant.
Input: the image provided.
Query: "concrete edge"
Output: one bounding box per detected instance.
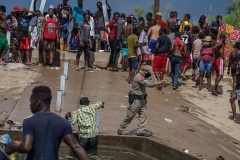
[0,130,199,160]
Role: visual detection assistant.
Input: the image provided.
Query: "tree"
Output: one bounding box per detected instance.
[133,5,146,19]
[154,0,160,18]
[223,0,240,28]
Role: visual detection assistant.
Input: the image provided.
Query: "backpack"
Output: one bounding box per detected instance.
[174,18,182,32]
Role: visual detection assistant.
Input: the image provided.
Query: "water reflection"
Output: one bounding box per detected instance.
[19,148,147,160]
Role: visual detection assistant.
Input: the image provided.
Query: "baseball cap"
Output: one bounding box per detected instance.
[13,6,20,10]
[156,12,162,16]
[80,97,91,105]
[200,15,206,19]
[50,5,54,9]
[143,65,153,73]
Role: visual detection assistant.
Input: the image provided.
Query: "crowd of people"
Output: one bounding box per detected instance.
[1,0,240,158]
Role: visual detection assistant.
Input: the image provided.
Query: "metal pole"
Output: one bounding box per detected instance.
[60,75,66,95]
[56,90,62,112]
[63,61,69,80]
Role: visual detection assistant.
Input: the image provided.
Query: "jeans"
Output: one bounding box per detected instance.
[171,55,182,86]
[199,60,212,77]
[108,39,118,67]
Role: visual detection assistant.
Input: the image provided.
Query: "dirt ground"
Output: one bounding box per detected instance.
[0,64,240,160]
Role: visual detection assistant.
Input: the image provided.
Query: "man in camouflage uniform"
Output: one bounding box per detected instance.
[117,65,164,137]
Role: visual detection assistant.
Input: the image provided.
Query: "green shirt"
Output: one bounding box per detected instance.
[127,34,138,57]
[69,102,103,138]
[0,19,6,38]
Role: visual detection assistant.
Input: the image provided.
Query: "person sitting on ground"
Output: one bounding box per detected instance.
[65,97,104,153]
[197,36,215,91]
[5,86,89,160]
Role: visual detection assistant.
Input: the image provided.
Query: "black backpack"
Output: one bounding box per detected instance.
[174,18,182,32]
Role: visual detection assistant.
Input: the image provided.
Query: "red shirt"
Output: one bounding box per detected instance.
[109,19,118,38]
[43,16,58,40]
[156,18,166,28]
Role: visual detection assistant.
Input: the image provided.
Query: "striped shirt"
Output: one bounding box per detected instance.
[69,102,103,138]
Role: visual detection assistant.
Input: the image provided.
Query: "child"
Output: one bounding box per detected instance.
[65,97,104,152]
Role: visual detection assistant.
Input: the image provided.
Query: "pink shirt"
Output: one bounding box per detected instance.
[201,47,214,62]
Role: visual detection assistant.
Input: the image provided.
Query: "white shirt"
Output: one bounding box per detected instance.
[89,16,95,37]
[137,31,149,55]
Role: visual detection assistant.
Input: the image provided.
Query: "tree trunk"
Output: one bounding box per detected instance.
[154,0,160,19]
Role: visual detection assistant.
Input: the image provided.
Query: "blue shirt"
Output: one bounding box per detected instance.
[72,4,84,24]
[23,112,72,160]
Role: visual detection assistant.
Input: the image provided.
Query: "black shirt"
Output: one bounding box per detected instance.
[156,35,171,54]
[16,14,33,36]
[23,112,73,160]
[180,31,192,53]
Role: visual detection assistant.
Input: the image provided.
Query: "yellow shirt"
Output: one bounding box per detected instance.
[127,34,138,57]
[179,21,189,32]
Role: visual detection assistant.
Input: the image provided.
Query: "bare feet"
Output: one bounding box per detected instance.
[229,116,239,124]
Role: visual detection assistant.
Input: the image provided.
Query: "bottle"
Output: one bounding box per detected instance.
[96,115,100,129]
[0,134,11,144]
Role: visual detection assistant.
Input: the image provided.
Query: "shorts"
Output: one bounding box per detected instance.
[231,67,236,76]
[128,57,138,70]
[199,60,212,77]
[96,27,104,40]
[19,36,30,51]
[139,54,150,62]
[214,58,224,75]
[60,23,69,39]
[76,41,90,61]
[153,54,168,74]
[180,53,191,70]
[232,90,240,100]
[149,40,157,53]
[122,48,128,56]
[44,38,56,43]
[79,136,98,151]
[0,37,9,51]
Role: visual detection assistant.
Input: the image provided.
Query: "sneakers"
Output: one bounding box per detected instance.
[49,63,55,67]
[42,62,46,67]
[116,129,122,135]
[173,85,177,90]
[136,132,150,137]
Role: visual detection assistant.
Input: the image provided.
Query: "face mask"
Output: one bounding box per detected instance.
[204,42,210,46]
[144,71,151,78]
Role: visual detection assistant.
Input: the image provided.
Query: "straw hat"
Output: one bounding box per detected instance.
[202,36,212,42]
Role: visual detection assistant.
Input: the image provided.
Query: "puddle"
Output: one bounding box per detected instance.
[19,148,147,160]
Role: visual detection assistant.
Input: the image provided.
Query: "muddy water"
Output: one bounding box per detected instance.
[19,148,147,160]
